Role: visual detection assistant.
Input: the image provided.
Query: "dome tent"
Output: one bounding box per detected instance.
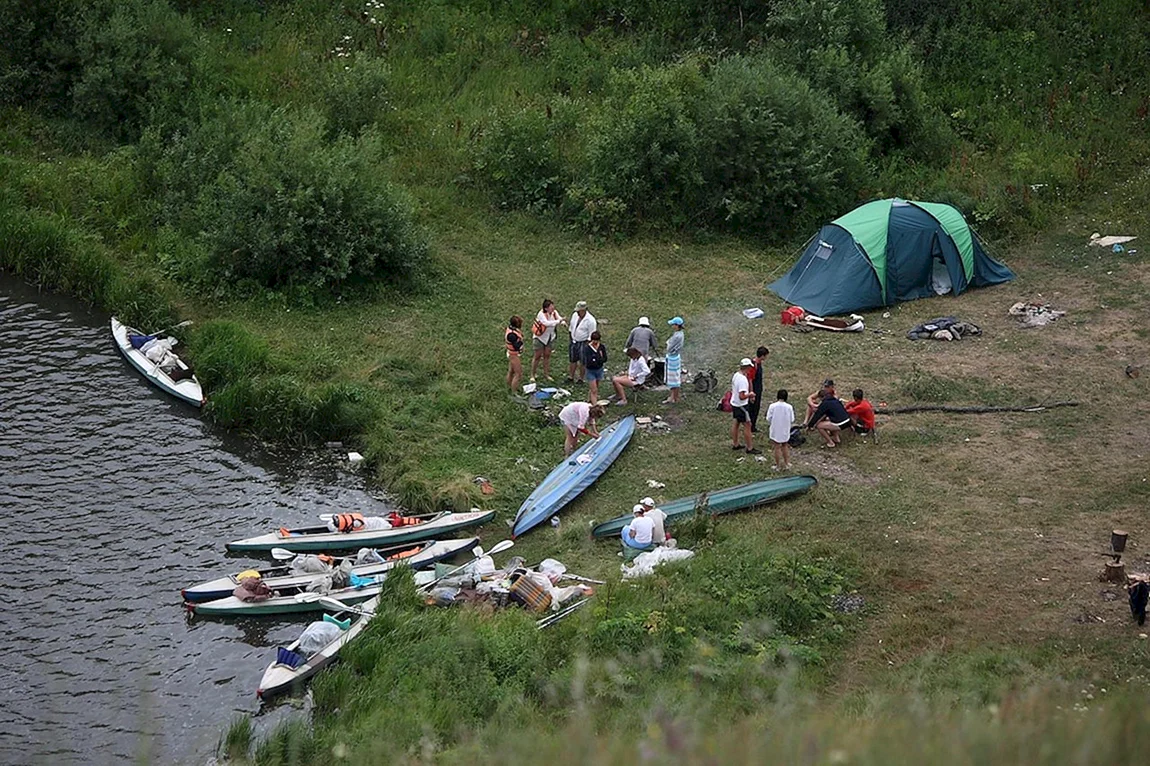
[767,199,1015,316]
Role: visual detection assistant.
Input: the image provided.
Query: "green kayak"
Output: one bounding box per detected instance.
[590,475,817,539]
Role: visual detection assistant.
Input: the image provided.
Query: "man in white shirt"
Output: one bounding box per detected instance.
[638,496,670,546]
[622,504,656,562]
[730,358,759,455]
[765,389,796,471]
[566,300,598,384]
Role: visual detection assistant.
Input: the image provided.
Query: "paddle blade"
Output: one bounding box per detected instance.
[318,596,352,612]
[487,539,515,556]
[293,592,322,603]
[270,548,295,561]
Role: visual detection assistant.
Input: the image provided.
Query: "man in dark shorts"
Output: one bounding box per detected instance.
[805,388,852,448]
[729,358,759,454]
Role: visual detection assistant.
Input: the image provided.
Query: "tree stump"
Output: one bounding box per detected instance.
[1105,561,1127,583]
[1112,530,1128,553]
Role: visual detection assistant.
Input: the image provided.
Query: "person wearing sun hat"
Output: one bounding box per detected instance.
[621,503,656,562]
[730,357,760,454]
[663,316,685,404]
[638,496,671,546]
[625,316,658,362]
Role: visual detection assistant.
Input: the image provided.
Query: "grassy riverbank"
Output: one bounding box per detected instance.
[3,1,1150,762]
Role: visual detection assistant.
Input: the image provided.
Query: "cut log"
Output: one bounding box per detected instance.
[1105,561,1127,583]
[875,401,1079,415]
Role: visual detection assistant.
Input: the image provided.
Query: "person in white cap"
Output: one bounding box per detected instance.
[625,317,658,362]
[730,358,759,454]
[639,496,670,546]
[566,300,597,384]
[622,503,656,562]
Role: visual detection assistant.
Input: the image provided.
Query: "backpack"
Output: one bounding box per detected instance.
[717,390,733,412]
[788,426,806,447]
[693,368,717,393]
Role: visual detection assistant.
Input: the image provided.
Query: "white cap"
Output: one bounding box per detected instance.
[638,316,650,326]
[740,357,753,367]
[640,497,655,507]
[632,504,646,514]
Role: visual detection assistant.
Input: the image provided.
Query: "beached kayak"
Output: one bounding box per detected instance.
[512,416,636,538]
[590,475,818,539]
[257,596,379,701]
[111,317,204,407]
[192,568,401,617]
[227,509,495,553]
[181,537,477,603]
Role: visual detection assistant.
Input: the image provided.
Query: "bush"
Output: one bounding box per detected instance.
[573,63,706,232]
[696,56,873,232]
[139,102,429,295]
[474,101,571,211]
[317,53,397,140]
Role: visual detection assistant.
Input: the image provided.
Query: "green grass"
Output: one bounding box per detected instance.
[4,0,1150,762]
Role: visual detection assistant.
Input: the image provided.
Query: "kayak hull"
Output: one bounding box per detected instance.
[182,537,478,602]
[257,596,378,701]
[192,587,380,617]
[227,510,495,553]
[111,318,204,407]
[590,475,818,539]
[512,416,636,538]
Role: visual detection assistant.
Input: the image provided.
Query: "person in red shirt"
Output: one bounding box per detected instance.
[844,388,875,435]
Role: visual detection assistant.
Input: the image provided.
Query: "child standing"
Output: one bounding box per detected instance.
[765,389,795,470]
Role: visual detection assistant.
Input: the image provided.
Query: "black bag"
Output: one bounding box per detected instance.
[788,426,806,447]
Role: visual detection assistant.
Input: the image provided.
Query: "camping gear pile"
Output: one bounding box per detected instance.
[424,555,596,624]
[1008,301,1066,328]
[770,199,1014,316]
[803,313,865,333]
[621,547,695,579]
[906,316,982,341]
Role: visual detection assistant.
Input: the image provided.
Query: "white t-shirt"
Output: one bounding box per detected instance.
[731,371,751,408]
[765,400,796,444]
[570,311,597,342]
[559,401,592,435]
[628,356,650,384]
[627,515,655,545]
[647,508,667,542]
[534,309,563,344]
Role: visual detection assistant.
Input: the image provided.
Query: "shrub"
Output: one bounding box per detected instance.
[317,53,397,140]
[139,102,429,295]
[696,56,873,233]
[474,101,571,211]
[574,63,706,231]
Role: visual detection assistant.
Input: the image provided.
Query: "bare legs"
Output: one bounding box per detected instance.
[507,354,522,394]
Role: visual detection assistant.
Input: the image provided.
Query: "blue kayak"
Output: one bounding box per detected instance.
[512,415,636,538]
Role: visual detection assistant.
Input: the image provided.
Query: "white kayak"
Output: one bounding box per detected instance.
[190,574,393,617]
[181,537,478,603]
[257,596,379,700]
[111,317,204,407]
[226,509,496,553]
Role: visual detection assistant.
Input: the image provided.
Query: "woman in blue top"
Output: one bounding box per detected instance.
[663,316,684,405]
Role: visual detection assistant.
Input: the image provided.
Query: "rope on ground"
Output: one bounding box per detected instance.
[876,401,1079,415]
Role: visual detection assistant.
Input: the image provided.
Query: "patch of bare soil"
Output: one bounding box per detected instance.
[793,448,880,486]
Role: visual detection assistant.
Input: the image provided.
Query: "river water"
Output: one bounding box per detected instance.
[0,275,391,765]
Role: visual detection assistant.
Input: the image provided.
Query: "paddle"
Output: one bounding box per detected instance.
[270,548,359,562]
[418,539,514,592]
[536,598,589,629]
[292,592,374,616]
[159,319,194,335]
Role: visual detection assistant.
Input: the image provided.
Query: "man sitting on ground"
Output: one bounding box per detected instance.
[805,389,853,448]
[622,504,656,562]
[638,496,671,547]
[845,388,876,435]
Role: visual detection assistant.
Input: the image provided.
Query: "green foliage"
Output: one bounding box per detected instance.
[186,320,273,390]
[696,56,872,232]
[138,101,429,296]
[474,101,571,211]
[219,716,252,763]
[316,54,397,140]
[575,63,706,232]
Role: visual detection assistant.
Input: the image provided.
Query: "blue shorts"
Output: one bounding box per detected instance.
[586,367,605,382]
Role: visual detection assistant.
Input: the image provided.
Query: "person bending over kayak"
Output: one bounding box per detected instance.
[806,389,852,448]
[621,504,656,562]
[558,401,606,455]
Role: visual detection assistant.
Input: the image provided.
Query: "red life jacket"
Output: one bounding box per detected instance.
[334,513,366,533]
[505,326,524,354]
[387,512,423,528]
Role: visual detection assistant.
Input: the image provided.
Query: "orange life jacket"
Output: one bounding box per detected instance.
[387,512,423,528]
[334,513,366,533]
[505,326,524,354]
[386,546,422,560]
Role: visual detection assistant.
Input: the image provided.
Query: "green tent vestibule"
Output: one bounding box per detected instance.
[767,199,1015,316]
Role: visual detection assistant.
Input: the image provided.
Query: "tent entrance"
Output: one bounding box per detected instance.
[931,257,953,295]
